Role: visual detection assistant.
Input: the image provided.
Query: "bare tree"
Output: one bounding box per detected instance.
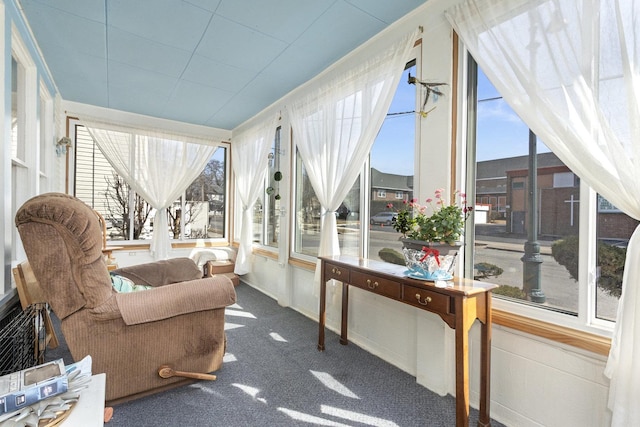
[103,156,225,240]
[103,173,152,240]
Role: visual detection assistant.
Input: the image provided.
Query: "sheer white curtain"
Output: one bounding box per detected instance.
[84,121,217,259]
[231,116,277,275]
[446,1,640,424]
[289,30,417,273]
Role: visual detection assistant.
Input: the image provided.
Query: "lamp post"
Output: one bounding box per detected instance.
[521,130,545,303]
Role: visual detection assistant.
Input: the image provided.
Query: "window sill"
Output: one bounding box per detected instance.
[253,247,278,260]
[492,308,611,356]
[288,257,316,271]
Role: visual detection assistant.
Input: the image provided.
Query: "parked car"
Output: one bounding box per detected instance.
[370,212,397,225]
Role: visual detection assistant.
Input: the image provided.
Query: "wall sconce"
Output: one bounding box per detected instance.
[56,137,72,157]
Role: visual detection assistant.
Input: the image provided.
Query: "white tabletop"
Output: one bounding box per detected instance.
[62,373,106,427]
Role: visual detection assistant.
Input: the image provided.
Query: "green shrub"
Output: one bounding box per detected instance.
[474,262,503,280]
[552,235,625,298]
[378,248,405,266]
[493,284,527,300]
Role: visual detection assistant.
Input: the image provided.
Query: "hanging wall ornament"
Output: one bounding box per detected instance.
[273,171,283,200]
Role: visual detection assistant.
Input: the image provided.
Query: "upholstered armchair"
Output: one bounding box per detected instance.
[15,193,237,404]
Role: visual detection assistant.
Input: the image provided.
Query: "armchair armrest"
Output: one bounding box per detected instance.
[114,276,236,326]
[111,257,202,286]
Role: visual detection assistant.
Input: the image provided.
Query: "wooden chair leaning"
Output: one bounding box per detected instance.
[11,261,60,357]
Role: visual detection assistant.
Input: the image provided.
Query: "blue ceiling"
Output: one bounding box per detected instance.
[19,0,427,130]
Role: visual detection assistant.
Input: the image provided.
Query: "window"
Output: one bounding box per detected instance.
[469,61,629,329]
[73,123,228,243]
[291,57,417,262]
[292,148,361,258]
[553,172,575,188]
[11,56,27,264]
[38,81,53,193]
[7,30,42,296]
[253,127,282,248]
[266,127,283,248]
[179,147,227,239]
[368,63,416,262]
[294,149,321,257]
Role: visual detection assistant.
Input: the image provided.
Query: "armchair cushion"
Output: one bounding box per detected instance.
[115,275,236,325]
[111,257,202,286]
[110,273,153,293]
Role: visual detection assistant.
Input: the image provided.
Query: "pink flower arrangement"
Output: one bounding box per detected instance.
[388,189,473,244]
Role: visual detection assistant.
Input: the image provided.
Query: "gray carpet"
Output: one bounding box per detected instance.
[47,283,505,426]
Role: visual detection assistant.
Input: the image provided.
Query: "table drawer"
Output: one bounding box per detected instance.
[351,271,401,299]
[324,262,350,282]
[403,285,451,315]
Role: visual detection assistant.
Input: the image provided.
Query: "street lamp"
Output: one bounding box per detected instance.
[521,16,545,303]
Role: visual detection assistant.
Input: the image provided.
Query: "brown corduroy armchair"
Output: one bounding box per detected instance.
[15,193,237,404]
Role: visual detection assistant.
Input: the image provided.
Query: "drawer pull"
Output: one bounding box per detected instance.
[416,294,432,305]
[366,279,379,289]
[331,267,341,276]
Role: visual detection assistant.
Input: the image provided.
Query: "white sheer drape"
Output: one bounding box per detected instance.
[84,122,217,259]
[446,1,640,424]
[289,30,417,275]
[231,116,278,275]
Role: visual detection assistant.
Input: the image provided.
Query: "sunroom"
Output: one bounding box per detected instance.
[1,0,638,426]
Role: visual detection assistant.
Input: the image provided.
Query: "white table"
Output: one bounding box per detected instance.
[62,373,106,427]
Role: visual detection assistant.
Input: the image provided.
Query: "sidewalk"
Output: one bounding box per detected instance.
[475,236,553,255]
[475,222,554,255]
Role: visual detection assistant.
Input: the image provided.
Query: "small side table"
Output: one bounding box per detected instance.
[62,373,106,426]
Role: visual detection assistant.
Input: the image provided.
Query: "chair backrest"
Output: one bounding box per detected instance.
[15,193,114,320]
[12,261,46,309]
[12,261,60,349]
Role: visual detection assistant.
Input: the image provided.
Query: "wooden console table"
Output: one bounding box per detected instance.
[317,255,497,427]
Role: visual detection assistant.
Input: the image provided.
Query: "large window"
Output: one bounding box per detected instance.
[291,60,417,261]
[368,63,416,262]
[469,62,630,327]
[73,123,228,243]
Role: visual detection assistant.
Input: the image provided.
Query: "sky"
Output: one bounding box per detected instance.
[371,67,550,176]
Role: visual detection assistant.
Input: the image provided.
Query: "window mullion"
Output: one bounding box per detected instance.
[578,184,596,324]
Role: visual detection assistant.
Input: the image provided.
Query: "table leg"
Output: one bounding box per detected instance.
[340,283,349,345]
[477,294,492,427]
[455,298,470,427]
[317,275,327,351]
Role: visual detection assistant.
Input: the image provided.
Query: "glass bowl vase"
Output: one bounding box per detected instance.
[402,247,457,281]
